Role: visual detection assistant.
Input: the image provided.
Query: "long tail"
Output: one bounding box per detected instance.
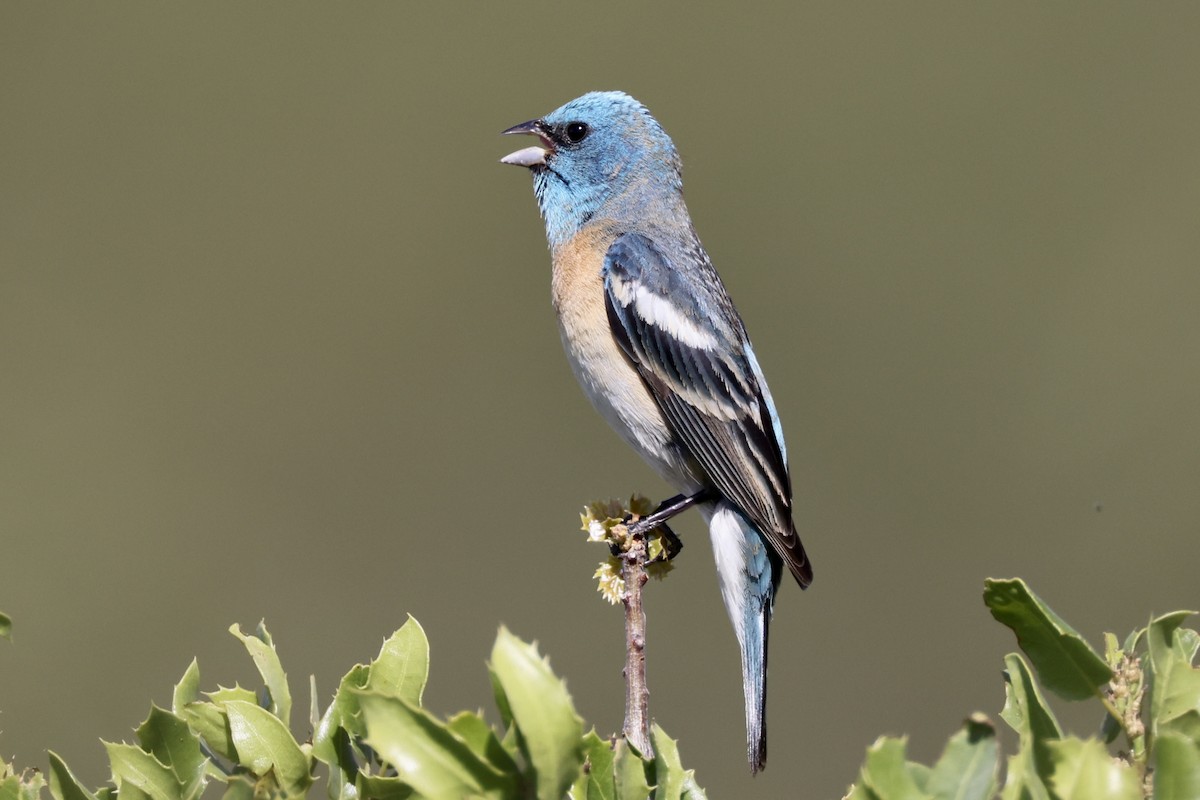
[703,501,780,774]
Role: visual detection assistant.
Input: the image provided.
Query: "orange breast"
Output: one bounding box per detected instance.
[549,224,702,490]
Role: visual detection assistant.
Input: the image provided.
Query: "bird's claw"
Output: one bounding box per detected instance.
[650,522,683,563]
[622,515,683,563]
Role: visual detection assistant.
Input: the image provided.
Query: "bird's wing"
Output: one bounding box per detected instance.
[603,232,812,588]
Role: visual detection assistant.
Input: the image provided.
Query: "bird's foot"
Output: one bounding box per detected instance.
[625,499,698,563]
[611,515,683,563]
[648,522,683,563]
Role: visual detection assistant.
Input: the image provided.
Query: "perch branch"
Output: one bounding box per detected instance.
[619,524,654,758]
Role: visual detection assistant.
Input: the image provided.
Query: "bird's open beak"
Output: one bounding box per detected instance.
[500,119,553,168]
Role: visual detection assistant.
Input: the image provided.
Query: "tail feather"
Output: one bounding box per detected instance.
[704,502,779,774]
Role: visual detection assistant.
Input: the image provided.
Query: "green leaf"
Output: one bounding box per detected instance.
[998,754,1031,800]
[984,579,1112,701]
[488,666,514,731]
[357,691,516,799]
[572,730,615,800]
[104,742,180,800]
[354,774,415,800]
[0,777,43,800]
[613,740,651,800]
[1123,626,1145,655]
[186,687,258,764]
[1044,737,1139,799]
[318,728,358,800]
[446,711,521,775]
[228,623,292,725]
[309,674,320,732]
[1000,653,1059,798]
[1147,611,1200,741]
[923,715,998,800]
[1103,632,1122,668]
[679,770,707,800]
[312,619,430,783]
[117,783,152,800]
[1177,627,1200,663]
[216,776,255,800]
[0,773,41,800]
[843,782,877,800]
[312,663,370,766]
[171,660,200,716]
[17,772,46,800]
[907,762,931,791]
[650,724,684,800]
[489,627,584,800]
[180,702,235,762]
[1154,732,1200,800]
[223,700,312,797]
[135,707,207,800]
[364,616,429,706]
[48,752,97,800]
[206,685,259,705]
[0,611,11,642]
[857,737,933,800]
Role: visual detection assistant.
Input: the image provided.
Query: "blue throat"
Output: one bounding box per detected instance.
[532,167,609,251]
[531,149,684,251]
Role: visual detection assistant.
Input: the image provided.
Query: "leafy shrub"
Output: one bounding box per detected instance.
[0,616,704,800]
[5,575,1198,800]
[845,578,1200,800]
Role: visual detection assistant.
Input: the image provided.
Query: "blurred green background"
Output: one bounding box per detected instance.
[3,3,1199,797]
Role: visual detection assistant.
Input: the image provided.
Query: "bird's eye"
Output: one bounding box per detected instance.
[564,121,589,144]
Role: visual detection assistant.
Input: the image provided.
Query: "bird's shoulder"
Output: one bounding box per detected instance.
[602,229,744,349]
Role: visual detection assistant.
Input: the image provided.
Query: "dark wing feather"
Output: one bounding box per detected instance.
[603,233,812,588]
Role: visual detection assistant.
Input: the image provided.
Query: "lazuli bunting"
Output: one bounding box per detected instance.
[501,91,811,774]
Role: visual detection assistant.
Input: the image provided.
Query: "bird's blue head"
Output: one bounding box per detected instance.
[501,91,683,250]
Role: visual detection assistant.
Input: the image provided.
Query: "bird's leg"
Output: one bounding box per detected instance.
[630,488,714,533]
[625,488,715,561]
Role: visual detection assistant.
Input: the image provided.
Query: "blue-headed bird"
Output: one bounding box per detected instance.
[501,91,811,773]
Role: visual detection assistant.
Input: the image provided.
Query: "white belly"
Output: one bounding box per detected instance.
[550,228,701,491]
[558,316,686,481]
